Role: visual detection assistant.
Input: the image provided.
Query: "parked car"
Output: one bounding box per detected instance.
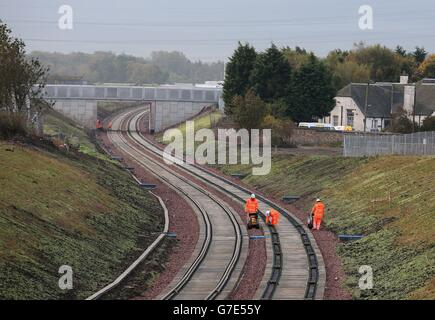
[333,125,353,132]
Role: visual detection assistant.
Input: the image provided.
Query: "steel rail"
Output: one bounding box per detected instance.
[133,111,319,299]
[109,109,243,300]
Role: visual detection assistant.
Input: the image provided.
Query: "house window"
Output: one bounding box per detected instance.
[372,119,378,129]
[333,115,339,126]
[346,110,354,127]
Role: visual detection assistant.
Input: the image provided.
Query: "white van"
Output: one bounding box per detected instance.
[298,122,335,130]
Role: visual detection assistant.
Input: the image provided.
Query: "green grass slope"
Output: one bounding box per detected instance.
[216,154,435,299]
[43,109,107,159]
[156,109,222,146]
[0,141,165,299]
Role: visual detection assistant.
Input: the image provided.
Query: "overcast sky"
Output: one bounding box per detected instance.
[1,0,435,62]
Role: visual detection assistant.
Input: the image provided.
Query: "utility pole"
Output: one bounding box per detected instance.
[413,82,417,132]
[389,84,394,132]
[223,60,226,82]
[364,81,370,132]
[390,84,394,114]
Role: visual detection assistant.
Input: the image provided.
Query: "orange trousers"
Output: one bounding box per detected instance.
[313,215,323,230]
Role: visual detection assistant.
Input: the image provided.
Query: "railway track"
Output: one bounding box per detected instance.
[107,108,246,300]
[102,106,325,300]
[127,106,325,300]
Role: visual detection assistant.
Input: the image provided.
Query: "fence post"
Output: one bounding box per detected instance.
[391,135,394,155]
[343,135,346,156]
[404,134,406,155]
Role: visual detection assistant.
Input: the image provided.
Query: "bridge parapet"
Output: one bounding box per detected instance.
[42,84,222,103]
[41,84,223,130]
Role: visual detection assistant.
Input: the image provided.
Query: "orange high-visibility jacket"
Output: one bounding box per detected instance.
[312,202,325,218]
[271,209,280,225]
[267,209,280,225]
[245,198,259,214]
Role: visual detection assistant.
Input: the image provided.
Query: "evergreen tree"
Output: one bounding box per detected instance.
[395,45,407,57]
[222,42,257,115]
[249,44,292,103]
[413,46,428,64]
[287,54,335,122]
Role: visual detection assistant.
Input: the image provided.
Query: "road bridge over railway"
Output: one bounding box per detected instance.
[42,84,223,131]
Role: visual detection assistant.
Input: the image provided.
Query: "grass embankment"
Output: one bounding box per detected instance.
[161,112,435,299]
[0,110,173,299]
[0,142,170,299]
[217,155,435,299]
[156,109,222,146]
[43,109,106,159]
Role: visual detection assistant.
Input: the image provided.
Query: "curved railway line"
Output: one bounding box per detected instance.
[99,106,325,300]
[107,108,246,300]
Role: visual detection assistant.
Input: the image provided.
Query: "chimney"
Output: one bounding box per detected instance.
[400,76,409,84]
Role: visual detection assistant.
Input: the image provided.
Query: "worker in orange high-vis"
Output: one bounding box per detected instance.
[245,194,259,229]
[265,209,280,226]
[311,198,325,230]
[95,119,102,130]
[245,193,259,214]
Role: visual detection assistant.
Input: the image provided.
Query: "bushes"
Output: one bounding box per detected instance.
[231,89,269,130]
[420,116,435,132]
[229,91,296,147]
[0,112,28,139]
[386,107,414,133]
[262,115,295,147]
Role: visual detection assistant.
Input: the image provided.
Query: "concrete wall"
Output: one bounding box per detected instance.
[290,128,344,146]
[53,100,97,128]
[149,101,215,132]
[52,98,214,132]
[290,128,395,146]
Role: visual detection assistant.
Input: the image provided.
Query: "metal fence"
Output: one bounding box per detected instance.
[344,131,435,156]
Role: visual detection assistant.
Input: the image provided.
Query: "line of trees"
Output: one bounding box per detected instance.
[224,42,434,131]
[326,43,433,91]
[223,43,336,127]
[30,50,225,85]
